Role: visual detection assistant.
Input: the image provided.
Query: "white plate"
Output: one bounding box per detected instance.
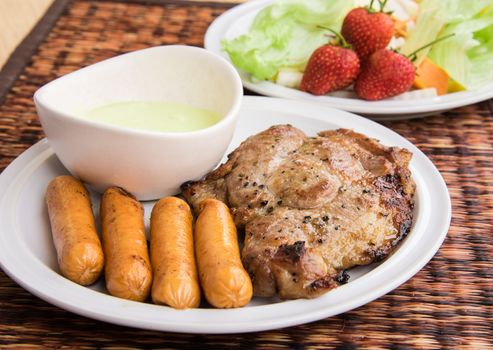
[0,96,451,333]
[204,0,493,120]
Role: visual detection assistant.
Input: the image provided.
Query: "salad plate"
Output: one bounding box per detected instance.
[205,0,493,120]
[0,97,451,333]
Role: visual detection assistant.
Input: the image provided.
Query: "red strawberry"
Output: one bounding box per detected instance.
[354,49,415,101]
[300,45,360,96]
[341,4,394,59]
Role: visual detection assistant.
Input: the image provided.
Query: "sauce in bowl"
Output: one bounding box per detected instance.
[80,101,222,132]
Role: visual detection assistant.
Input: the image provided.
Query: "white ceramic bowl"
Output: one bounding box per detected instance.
[34,45,243,200]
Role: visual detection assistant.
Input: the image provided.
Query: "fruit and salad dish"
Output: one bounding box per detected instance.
[222,0,493,101]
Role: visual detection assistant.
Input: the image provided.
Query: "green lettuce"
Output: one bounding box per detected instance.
[401,0,493,90]
[222,0,355,80]
[466,19,493,89]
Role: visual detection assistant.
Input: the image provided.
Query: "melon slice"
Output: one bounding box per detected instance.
[414,57,449,95]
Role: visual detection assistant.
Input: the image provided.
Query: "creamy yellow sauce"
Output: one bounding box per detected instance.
[80,101,222,132]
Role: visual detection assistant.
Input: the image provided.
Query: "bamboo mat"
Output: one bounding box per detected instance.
[0,0,492,348]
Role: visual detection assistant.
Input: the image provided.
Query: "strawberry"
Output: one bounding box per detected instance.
[341,0,394,59]
[354,49,415,101]
[300,32,360,96]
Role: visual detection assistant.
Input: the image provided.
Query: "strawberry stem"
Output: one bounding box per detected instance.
[368,0,388,13]
[368,0,377,13]
[407,33,455,61]
[379,0,389,12]
[318,26,351,49]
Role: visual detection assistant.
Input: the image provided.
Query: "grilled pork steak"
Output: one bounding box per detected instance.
[182,125,415,299]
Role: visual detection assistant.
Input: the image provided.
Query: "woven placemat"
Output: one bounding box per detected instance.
[0,0,492,348]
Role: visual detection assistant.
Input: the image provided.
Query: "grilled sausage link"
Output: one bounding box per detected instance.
[100,187,152,301]
[195,198,253,308]
[150,197,201,309]
[45,175,104,285]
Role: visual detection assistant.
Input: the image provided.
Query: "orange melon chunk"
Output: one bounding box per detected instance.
[393,19,408,38]
[414,57,449,95]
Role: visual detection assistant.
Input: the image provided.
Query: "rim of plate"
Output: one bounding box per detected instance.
[204,0,493,116]
[0,97,451,333]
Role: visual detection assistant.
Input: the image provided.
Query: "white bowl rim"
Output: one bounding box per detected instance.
[33,45,244,140]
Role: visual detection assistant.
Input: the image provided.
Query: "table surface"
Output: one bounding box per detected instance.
[0,0,492,348]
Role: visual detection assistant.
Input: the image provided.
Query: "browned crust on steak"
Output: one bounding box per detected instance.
[181,125,415,299]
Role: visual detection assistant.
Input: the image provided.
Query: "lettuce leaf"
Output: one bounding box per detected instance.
[466,18,493,89]
[402,0,493,90]
[222,0,355,80]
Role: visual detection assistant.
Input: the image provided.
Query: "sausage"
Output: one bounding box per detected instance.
[150,197,200,309]
[194,198,253,308]
[100,187,152,301]
[45,175,104,285]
